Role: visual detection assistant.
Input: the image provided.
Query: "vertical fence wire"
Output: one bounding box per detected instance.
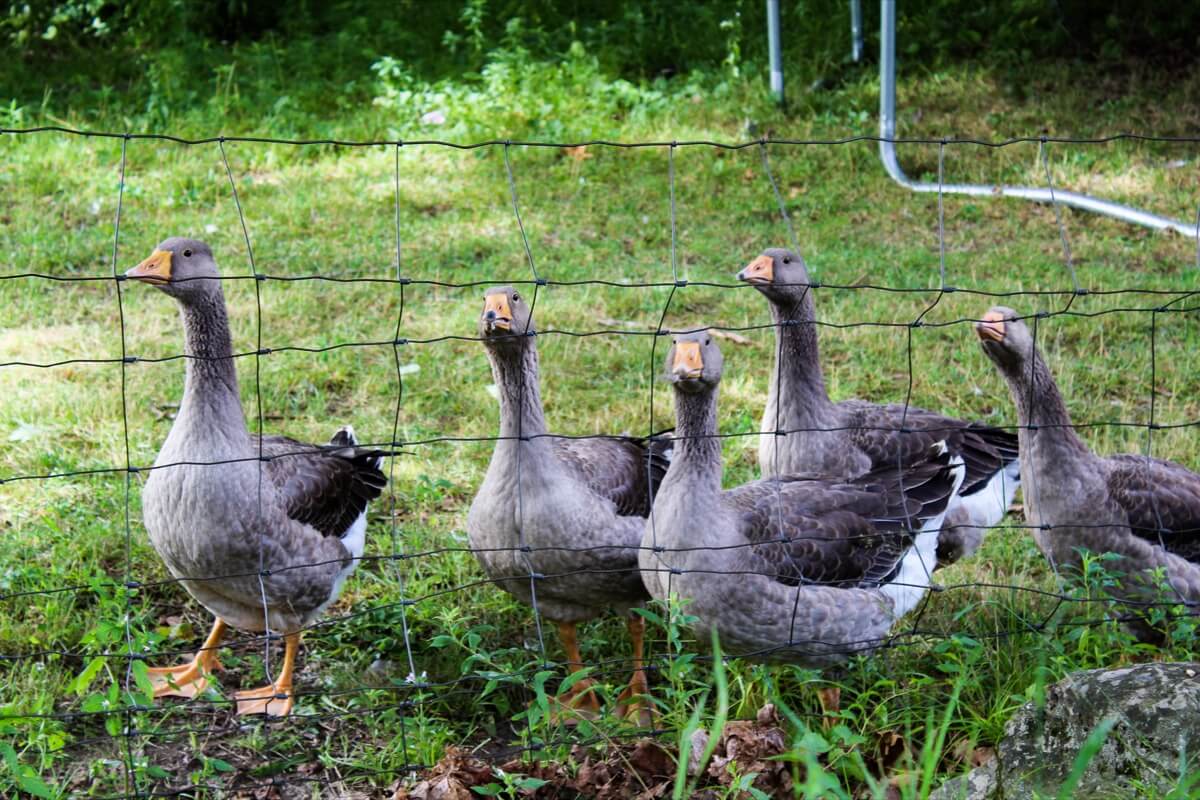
[109,134,140,799]
[647,142,681,651]
[388,140,418,774]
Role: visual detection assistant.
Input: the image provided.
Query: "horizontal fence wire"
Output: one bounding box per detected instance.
[1,127,1198,799]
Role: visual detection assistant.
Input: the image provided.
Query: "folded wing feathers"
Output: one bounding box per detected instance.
[552,429,674,518]
[957,423,1021,497]
[1107,454,1200,562]
[846,403,1018,503]
[637,428,675,503]
[256,431,388,540]
[741,444,961,590]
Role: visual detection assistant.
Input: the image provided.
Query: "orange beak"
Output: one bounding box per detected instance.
[737,254,774,284]
[672,341,703,379]
[483,293,513,331]
[126,250,173,285]
[975,310,1007,342]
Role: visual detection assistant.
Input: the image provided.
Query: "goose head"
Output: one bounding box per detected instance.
[665,329,723,394]
[479,285,535,345]
[126,237,221,303]
[736,247,811,305]
[975,305,1035,373]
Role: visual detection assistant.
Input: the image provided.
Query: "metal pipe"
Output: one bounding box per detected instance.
[877,0,1197,237]
[850,0,863,62]
[767,0,784,106]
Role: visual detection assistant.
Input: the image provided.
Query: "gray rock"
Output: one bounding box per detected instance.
[931,662,1200,800]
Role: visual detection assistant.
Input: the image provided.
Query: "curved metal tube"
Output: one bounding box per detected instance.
[850,0,863,62]
[878,0,1198,238]
[767,0,784,105]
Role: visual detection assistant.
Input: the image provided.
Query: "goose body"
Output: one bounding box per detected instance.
[468,431,664,620]
[466,286,669,717]
[129,238,386,715]
[641,331,964,665]
[145,431,382,632]
[976,307,1200,620]
[738,248,1020,566]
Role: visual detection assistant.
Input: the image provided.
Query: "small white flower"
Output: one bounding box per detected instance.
[205,224,218,234]
[420,110,447,125]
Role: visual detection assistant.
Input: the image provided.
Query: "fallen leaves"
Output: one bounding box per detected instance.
[390,747,491,800]
[571,739,675,799]
[692,704,793,798]
[389,704,795,799]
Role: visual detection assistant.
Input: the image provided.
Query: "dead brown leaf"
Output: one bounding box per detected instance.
[951,738,996,770]
[699,704,793,797]
[562,145,592,163]
[710,329,752,346]
[390,747,492,800]
[572,739,675,800]
[874,730,910,775]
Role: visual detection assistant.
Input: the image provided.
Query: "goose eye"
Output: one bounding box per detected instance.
[511,292,520,302]
[704,338,711,346]
[782,257,790,264]
[183,249,193,258]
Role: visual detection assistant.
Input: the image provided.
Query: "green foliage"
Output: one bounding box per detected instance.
[6,0,1199,140]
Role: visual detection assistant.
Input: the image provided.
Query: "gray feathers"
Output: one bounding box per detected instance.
[257,432,387,541]
[732,445,958,590]
[132,239,386,634]
[977,305,1200,623]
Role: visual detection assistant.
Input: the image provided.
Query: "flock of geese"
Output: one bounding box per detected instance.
[124,237,1200,720]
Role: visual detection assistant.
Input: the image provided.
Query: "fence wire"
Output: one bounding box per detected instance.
[1,126,1199,798]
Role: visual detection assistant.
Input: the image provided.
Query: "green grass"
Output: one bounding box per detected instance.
[1,50,1199,798]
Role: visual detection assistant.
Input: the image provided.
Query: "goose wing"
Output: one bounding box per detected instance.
[552,430,673,518]
[256,431,387,539]
[1106,454,1200,562]
[730,447,958,588]
[842,401,1018,494]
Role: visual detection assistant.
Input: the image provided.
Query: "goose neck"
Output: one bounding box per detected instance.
[176,291,246,432]
[487,338,548,439]
[1002,349,1088,456]
[770,293,830,416]
[669,386,724,493]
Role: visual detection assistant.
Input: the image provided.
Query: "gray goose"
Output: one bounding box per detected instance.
[466,286,670,722]
[639,330,965,665]
[126,238,386,716]
[976,306,1200,626]
[737,247,1021,567]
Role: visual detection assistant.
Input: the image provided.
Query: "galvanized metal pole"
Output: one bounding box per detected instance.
[767,0,784,106]
[850,0,863,62]
[877,0,1197,237]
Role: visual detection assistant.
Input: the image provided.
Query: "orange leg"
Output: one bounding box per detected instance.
[234,632,300,717]
[147,618,226,700]
[553,620,600,714]
[615,614,655,727]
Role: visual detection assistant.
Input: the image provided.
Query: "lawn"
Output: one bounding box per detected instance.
[1,37,1199,798]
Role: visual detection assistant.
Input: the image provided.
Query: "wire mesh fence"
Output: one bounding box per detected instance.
[1,126,1199,798]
